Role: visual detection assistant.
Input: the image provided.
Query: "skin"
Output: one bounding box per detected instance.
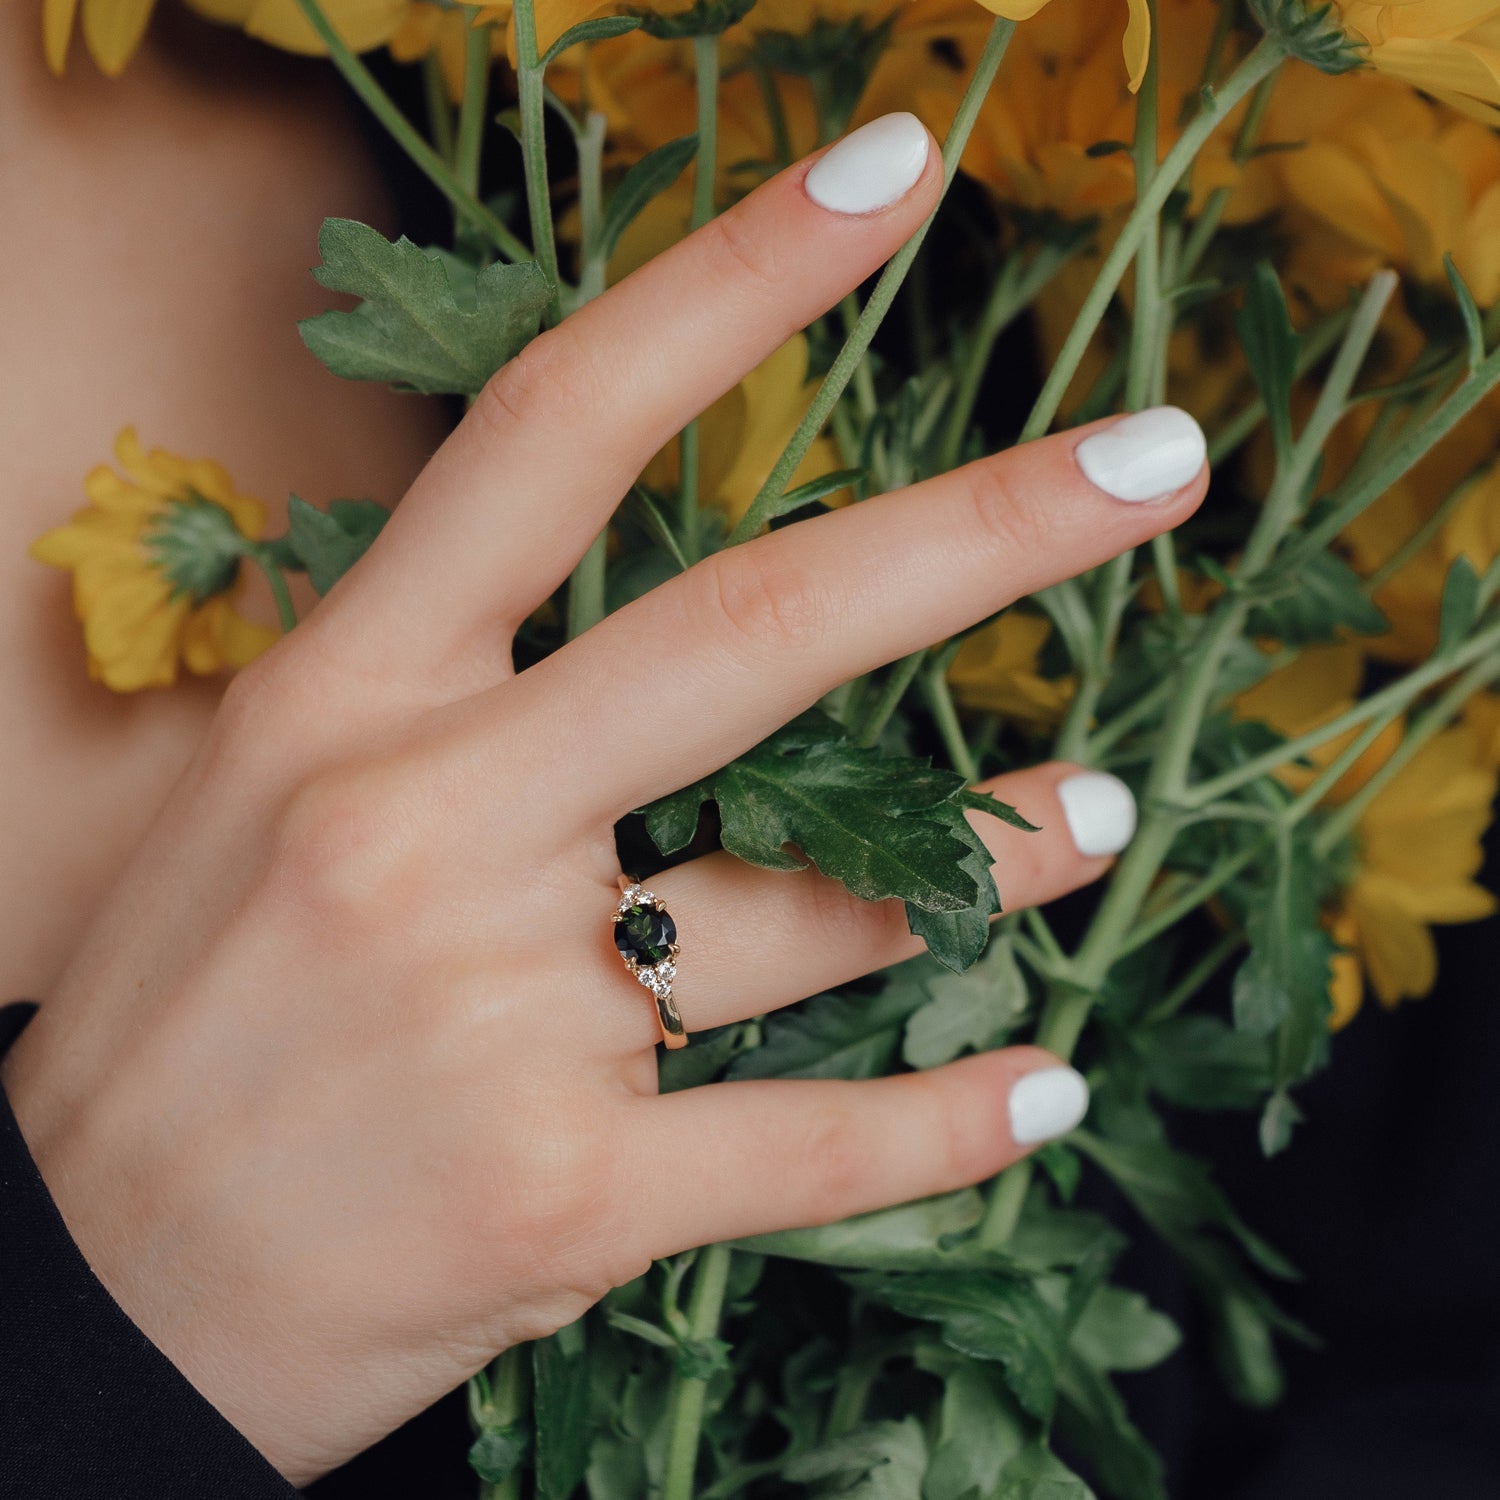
[1,23,1208,1489]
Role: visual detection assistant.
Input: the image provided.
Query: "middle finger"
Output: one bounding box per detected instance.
[514,405,1207,825]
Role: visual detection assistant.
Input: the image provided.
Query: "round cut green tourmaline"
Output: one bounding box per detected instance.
[615,903,677,965]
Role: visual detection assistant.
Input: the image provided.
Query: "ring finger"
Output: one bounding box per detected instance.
[596,761,1137,1055]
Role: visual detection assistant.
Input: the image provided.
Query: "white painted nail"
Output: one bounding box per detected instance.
[1058,771,1138,857]
[804,112,931,216]
[1075,406,1207,502]
[1009,1066,1090,1145]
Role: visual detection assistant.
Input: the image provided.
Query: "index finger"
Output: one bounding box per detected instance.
[312,114,943,682]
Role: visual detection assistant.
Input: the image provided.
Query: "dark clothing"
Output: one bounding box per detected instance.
[0,1001,297,1498]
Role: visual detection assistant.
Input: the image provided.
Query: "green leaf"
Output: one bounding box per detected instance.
[468,1425,529,1484]
[1073,1133,1298,1283]
[1445,253,1487,371]
[625,485,691,573]
[728,972,929,1082]
[1245,550,1388,644]
[642,714,1000,949]
[904,836,999,975]
[903,936,1030,1069]
[1258,1087,1305,1159]
[600,135,700,263]
[1231,947,1290,1036]
[1212,1288,1286,1407]
[856,1270,1066,1422]
[299,219,549,396]
[284,496,390,596]
[675,1335,732,1380]
[730,1189,1037,1273]
[540,11,640,65]
[532,1320,592,1500]
[1054,1354,1166,1500]
[913,1351,1029,1500]
[1140,1015,1273,1111]
[1235,262,1300,463]
[785,1418,928,1500]
[1070,1286,1181,1374]
[1438,555,1482,654]
[1034,1143,1082,1203]
[762,467,866,523]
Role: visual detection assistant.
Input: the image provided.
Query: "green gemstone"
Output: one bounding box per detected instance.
[615,903,677,965]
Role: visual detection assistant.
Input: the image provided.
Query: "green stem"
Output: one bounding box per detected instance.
[1314,650,1500,856]
[1284,341,1500,570]
[921,659,979,782]
[1363,475,1476,595]
[293,0,530,263]
[677,33,722,566]
[1019,35,1285,444]
[1124,1,1161,416]
[840,294,880,422]
[661,1244,734,1500]
[512,0,563,323]
[1140,931,1246,1026]
[250,549,298,633]
[854,648,928,748]
[1242,270,1397,575]
[453,18,493,240]
[563,111,612,630]
[1183,619,1500,807]
[727,18,1018,545]
[477,1346,531,1500]
[422,54,456,164]
[567,530,608,639]
[937,241,1082,473]
[1204,305,1353,467]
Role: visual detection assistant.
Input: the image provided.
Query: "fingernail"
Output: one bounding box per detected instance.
[1009,1066,1090,1145]
[1058,771,1137,857]
[804,112,931,216]
[1075,407,1206,502]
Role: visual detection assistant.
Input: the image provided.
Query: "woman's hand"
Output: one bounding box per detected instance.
[1,113,1207,1485]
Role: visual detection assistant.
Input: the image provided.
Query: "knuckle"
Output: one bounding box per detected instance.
[701,548,829,658]
[270,764,420,931]
[474,322,597,438]
[707,207,782,297]
[963,457,1058,562]
[914,1069,989,1186]
[798,1099,870,1222]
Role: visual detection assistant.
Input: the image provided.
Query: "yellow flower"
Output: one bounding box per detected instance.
[388,1,508,95]
[44,0,155,75]
[1328,723,1498,1020]
[973,0,1150,91]
[1331,0,1500,123]
[1343,451,1500,663]
[184,0,414,56]
[31,429,279,692]
[1234,642,1401,802]
[44,0,414,75]
[1236,650,1498,1026]
[642,334,847,526]
[1243,62,1500,309]
[947,611,1073,726]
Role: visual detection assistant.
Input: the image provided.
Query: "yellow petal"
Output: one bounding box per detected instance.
[1122,0,1150,93]
[233,0,413,55]
[44,0,82,74]
[80,0,157,76]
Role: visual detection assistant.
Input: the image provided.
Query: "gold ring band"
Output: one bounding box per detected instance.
[613,874,688,1049]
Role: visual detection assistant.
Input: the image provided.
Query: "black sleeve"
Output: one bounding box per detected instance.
[0,1001,300,1498]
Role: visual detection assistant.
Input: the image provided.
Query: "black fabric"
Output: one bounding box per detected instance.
[0,1001,298,1498]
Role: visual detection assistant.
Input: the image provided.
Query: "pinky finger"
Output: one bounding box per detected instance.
[625,1046,1088,1262]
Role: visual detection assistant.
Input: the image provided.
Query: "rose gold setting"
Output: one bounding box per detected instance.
[614,874,688,1049]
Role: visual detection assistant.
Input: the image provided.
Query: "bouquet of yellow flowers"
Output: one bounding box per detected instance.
[33,0,1500,1494]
